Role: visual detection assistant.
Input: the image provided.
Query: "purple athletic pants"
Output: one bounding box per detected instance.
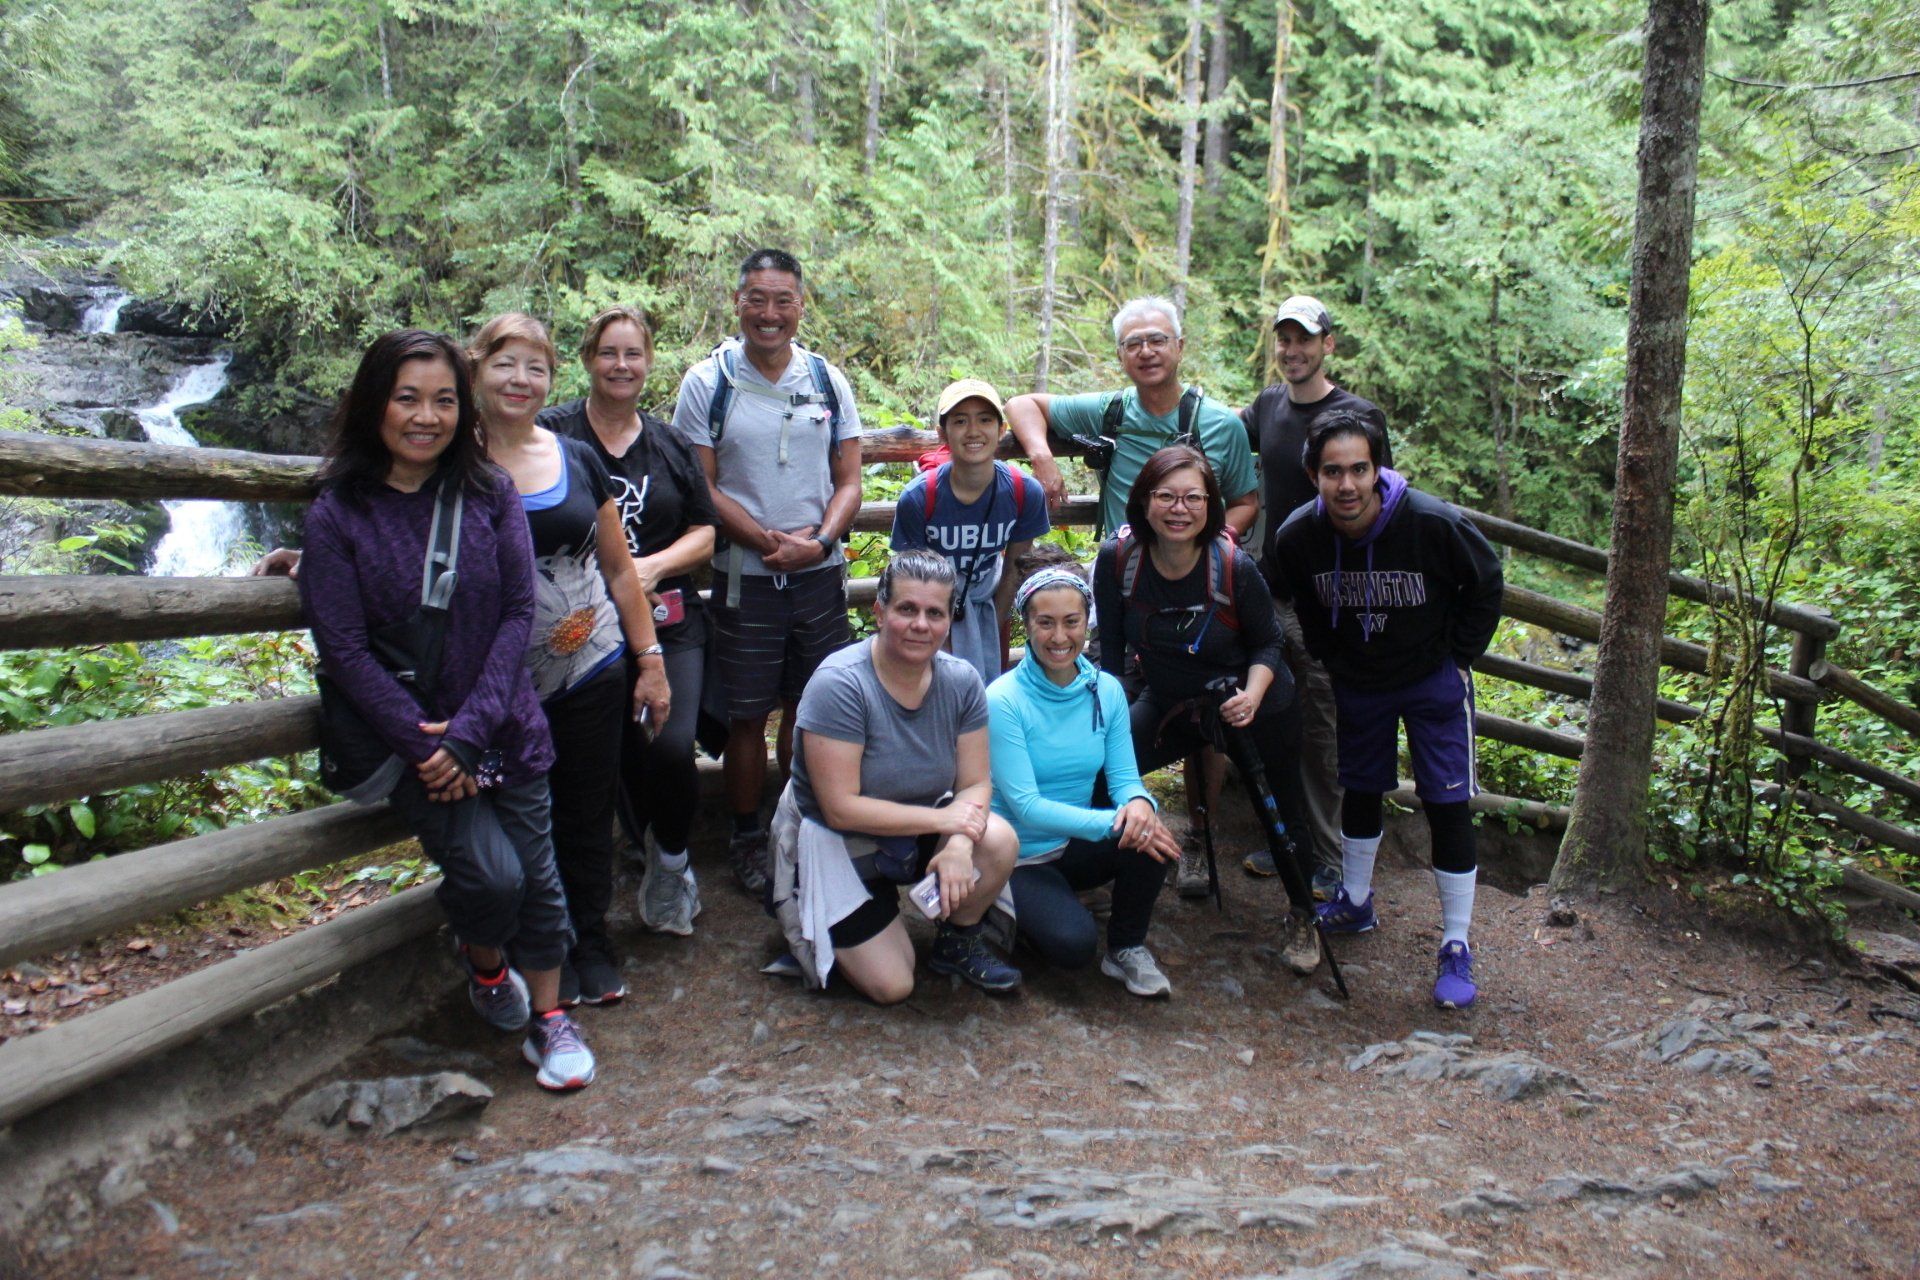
[1332,660,1477,802]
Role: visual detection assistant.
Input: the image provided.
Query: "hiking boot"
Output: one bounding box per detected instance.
[1311,864,1342,902]
[463,949,530,1033]
[640,840,700,937]
[1278,911,1323,976]
[522,1009,596,1091]
[1174,843,1211,899]
[1242,847,1280,878]
[730,828,770,898]
[571,937,627,1006]
[1100,945,1172,998]
[1315,887,1377,934]
[556,958,582,1009]
[928,926,1023,994]
[1433,940,1477,1009]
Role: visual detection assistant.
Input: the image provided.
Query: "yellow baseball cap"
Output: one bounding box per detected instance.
[934,378,1007,423]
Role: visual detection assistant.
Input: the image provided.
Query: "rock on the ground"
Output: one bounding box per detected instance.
[1648,1017,1727,1063]
[1348,1035,1579,1101]
[1247,1243,1483,1278]
[1439,1187,1529,1219]
[278,1072,492,1139]
[702,1093,823,1140]
[1532,1162,1725,1205]
[1676,1046,1773,1082]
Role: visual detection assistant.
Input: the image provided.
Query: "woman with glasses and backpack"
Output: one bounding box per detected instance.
[1090,444,1322,975]
[299,329,598,1092]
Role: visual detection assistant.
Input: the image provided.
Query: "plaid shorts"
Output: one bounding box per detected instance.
[710,566,853,721]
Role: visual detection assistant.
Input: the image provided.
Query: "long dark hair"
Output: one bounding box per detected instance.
[1123,444,1227,546]
[317,329,491,501]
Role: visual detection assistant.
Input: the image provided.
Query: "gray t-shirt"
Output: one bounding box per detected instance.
[789,639,989,834]
[671,337,862,576]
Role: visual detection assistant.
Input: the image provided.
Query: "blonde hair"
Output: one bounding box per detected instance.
[468,312,559,371]
[578,305,654,364]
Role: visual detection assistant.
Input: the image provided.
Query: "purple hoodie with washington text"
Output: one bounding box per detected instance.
[1267,469,1504,692]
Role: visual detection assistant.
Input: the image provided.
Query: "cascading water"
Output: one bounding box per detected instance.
[81,290,130,335]
[141,357,245,577]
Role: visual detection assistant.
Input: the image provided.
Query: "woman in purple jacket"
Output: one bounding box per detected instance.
[299,330,597,1092]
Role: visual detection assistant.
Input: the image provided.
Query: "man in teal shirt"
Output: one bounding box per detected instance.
[1005,295,1258,540]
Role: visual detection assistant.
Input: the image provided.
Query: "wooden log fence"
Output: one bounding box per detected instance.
[3,427,1918,1133]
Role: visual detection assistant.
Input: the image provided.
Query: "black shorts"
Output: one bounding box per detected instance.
[827,833,939,949]
[711,566,852,722]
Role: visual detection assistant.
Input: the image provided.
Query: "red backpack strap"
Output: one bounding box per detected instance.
[1209,533,1240,630]
[1004,463,1027,518]
[922,462,951,521]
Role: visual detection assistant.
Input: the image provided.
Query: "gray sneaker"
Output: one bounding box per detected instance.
[1100,945,1172,998]
[640,841,700,937]
[463,948,530,1032]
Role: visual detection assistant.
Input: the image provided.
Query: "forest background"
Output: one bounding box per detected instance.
[0,0,1916,909]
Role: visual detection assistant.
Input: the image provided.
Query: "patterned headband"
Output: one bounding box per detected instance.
[1014,566,1093,616]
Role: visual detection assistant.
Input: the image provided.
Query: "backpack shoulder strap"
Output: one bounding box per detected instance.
[1175,385,1203,447]
[1115,526,1145,605]
[923,463,950,521]
[1208,532,1239,629]
[706,345,739,447]
[1002,462,1027,518]
[1102,390,1126,437]
[806,352,842,461]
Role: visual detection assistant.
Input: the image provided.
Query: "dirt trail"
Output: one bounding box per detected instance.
[12,825,1920,1280]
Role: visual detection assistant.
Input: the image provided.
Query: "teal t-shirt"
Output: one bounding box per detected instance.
[1048,388,1257,533]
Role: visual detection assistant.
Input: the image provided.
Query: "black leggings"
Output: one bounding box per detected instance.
[1341,791,1476,873]
[1130,687,1313,885]
[618,646,704,852]
[543,660,628,950]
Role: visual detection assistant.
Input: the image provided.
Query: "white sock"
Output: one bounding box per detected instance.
[1434,868,1476,947]
[658,848,689,873]
[1340,833,1381,902]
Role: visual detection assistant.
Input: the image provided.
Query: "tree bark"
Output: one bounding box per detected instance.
[1173,0,1203,314]
[999,67,1019,337]
[1035,0,1076,390]
[1258,0,1294,358]
[1202,0,1231,196]
[863,0,887,173]
[1551,0,1712,897]
[1359,43,1385,308]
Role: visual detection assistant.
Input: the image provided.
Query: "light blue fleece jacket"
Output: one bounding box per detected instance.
[987,652,1154,861]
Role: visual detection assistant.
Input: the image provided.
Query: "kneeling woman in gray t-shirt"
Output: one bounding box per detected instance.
[772,550,1023,1001]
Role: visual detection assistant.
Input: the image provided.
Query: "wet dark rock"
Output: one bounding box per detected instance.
[278,1072,492,1138]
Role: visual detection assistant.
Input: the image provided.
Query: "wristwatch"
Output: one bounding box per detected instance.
[814,532,836,557]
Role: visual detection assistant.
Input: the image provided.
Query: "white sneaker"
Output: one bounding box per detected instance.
[522,1011,596,1091]
[639,840,699,937]
[1100,945,1172,998]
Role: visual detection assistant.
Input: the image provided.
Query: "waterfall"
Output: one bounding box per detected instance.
[141,357,245,577]
[81,290,131,335]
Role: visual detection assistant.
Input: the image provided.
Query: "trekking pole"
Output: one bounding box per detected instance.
[1203,678,1350,1000]
[1192,795,1224,911]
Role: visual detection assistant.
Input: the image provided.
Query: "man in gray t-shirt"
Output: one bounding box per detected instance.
[672,247,865,899]
[790,643,989,834]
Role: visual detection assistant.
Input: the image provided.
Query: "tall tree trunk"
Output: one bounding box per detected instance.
[376,13,394,102]
[1036,0,1076,390]
[863,0,887,174]
[1257,0,1293,309]
[1359,43,1385,308]
[998,67,1019,338]
[1487,273,1514,523]
[1202,0,1230,196]
[1061,3,1081,240]
[1173,0,1203,314]
[1550,0,1711,897]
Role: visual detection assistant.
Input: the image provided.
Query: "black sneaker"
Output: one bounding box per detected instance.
[556,958,582,1009]
[928,926,1023,994]
[571,938,628,1006]
[730,828,771,898]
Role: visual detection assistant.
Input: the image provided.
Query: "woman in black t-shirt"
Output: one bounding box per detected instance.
[472,313,671,1009]
[536,306,718,939]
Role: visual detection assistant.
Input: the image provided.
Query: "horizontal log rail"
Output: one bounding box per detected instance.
[0,883,442,1128]
[0,696,320,813]
[0,801,409,970]
[1810,659,1920,742]
[4,429,1842,638]
[0,575,301,649]
[1386,784,1570,832]
[1472,654,1920,811]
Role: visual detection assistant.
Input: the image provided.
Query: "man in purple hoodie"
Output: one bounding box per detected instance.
[1267,410,1503,1008]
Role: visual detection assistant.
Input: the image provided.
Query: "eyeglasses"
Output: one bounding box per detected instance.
[1119,332,1174,354]
[1149,490,1208,510]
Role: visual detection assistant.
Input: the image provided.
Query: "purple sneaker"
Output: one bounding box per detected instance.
[1433,940,1477,1009]
[1315,887,1377,934]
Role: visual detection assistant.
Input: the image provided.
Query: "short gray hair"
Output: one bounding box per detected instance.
[876,549,958,611]
[1112,296,1183,344]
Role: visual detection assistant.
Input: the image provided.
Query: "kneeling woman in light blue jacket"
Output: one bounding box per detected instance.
[987,548,1184,997]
